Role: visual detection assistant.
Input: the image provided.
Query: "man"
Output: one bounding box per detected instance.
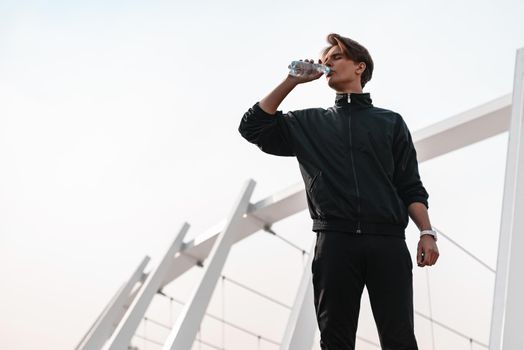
[238,33,439,350]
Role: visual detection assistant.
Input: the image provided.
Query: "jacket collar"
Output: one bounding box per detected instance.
[335,92,373,107]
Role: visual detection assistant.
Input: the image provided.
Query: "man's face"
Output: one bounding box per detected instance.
[321,45,364,91]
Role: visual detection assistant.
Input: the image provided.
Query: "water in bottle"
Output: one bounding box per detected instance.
[288,61,331,77]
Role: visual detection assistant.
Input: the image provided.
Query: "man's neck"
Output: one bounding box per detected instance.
[336,84,363,94]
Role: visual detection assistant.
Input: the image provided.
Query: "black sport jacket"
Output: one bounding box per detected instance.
[238,92,429,238]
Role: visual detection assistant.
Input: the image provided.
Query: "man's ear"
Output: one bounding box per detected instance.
[357,62,366,74]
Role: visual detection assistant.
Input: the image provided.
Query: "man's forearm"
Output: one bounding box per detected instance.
[259,77,298,114]
[407,202,432,231]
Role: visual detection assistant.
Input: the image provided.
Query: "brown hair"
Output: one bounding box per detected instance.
[321,33,374,88]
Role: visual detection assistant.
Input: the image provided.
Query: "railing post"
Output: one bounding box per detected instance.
[490,47,524,350]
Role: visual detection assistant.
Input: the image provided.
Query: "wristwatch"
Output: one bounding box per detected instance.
[420,228,437,241]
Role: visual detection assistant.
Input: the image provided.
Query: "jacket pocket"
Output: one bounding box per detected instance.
[306,170,325,218]
[307,171,321,192]
[307,170,347,218]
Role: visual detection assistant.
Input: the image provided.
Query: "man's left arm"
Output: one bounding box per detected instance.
[392,115,439,267]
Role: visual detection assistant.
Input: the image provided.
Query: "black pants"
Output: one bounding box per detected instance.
[312,231,418,350]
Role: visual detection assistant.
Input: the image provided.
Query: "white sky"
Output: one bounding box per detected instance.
[1,0,523,349]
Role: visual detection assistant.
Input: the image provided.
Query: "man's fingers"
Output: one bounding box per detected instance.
[428,252,434,265]
[418,252,426,267]
[418,250,430,267]
[425,251,432,265]
[423,249,439,266]
[416,244,423,265]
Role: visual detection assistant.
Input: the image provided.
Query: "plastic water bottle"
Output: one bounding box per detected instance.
[288,60,331,77]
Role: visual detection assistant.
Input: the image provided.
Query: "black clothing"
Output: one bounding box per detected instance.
[238,92,429,238]
[238,92,425,349]
[312,231,418,350]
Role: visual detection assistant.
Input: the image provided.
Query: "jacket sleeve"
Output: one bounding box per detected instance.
[392,115,429,209]
[238,102,296,157]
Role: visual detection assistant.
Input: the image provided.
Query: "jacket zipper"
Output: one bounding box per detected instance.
[348,110,362,234]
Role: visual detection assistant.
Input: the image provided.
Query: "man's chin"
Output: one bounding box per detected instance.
[327,80,340,90]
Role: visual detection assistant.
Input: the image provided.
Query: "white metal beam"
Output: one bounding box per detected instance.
[162,179,256,350]
[490,47,524,350]
[103,222,190,350]
[280,240,317,350]
[76,256,150,350]
[413,94,511,161]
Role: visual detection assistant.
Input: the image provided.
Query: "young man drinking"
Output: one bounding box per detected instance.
[238,33,439,350]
